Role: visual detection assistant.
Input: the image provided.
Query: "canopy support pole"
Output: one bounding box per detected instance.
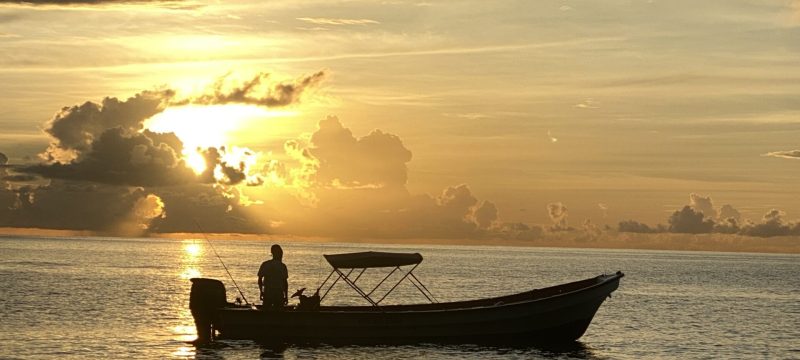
[408,272,438,303]
[336,268,379,306]
[376,263,420,304]
[366,266,399,298]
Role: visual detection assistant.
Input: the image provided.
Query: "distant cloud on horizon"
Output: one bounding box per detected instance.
[764,150,800,159]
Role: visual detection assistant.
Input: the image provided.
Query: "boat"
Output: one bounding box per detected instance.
[189,251,624,345]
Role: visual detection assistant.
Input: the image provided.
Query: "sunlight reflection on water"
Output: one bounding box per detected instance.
[0,237,797,359]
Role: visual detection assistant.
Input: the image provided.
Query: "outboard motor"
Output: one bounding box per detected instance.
[189,278,227,343]
[291,287,321,310]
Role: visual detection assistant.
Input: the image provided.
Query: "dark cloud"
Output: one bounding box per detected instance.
[740,209,800,237]
[198,147,252,186]
[616,193,799,238]
[42,90,174,162]
[2,174,38,182]
[0,152,7,165]
[764,150,800,159]
[309,115,412,188]
[149,184,266,234]
[190,71,327,108]
[618,219,663,233]
[0,1,186,6]
[713,217,740,234]
[0,180,164,234]
[25,127,194,186]
[668,205,715,233]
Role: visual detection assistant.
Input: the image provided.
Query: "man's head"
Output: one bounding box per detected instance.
[271,244,283,261]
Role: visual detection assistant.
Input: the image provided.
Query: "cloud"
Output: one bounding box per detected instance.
[0,0,192,8]
[189,71,327,108]
[41,90,175,163]
[574,98,599,109]
[718,204,742,223]
[764,150,800,159]
[149,184,267,234]
[296,17,380,26]
[25,127,194,186]
[0,152,7,165]
[616,193,800,238]
[308,115,412,188]
[618,219,663,233]
[252,119,500,239]
[497,222,545,241]
[689,193,717,219]
[115,193,165,236]
[470,200,498,229]
[668,205,715,233]
[198,146,261,186]
[23,70,323,187]
[0,180,166,233]
[547,130,558,143]
[547,202,569,230]
[598,203,608,217]
[740,209,800,237]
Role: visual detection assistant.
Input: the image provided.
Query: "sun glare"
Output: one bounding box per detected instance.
[143,104,296,174]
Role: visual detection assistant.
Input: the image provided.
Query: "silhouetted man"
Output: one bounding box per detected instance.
[258,244,288,309]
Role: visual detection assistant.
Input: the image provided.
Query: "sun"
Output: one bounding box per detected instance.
[143,104,296,174]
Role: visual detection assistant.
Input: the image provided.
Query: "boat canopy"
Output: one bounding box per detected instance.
[324,251,423,269]
[317,251,436,306]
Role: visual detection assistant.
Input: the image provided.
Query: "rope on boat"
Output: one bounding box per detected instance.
[192,219,250,305]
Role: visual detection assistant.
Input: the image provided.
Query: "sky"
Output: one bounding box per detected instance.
[1,0,799,245]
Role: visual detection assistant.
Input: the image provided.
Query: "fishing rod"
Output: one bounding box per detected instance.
[192,219,250,305]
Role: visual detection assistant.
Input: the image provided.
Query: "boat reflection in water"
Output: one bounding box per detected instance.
[189,251,623,345]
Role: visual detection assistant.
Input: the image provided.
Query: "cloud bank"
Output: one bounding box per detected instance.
[618,193,800,238]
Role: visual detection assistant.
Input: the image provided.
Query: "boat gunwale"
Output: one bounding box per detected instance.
[222,271,624,314]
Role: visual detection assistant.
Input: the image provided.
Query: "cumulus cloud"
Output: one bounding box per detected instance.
[689,193,717,219]
[470,200,498,229]
[668,205,715,233]
[115,193,165,236]
[251,119,502,239]
[42,90,174,163]
[616,193,799,238]
[764,150,800,159]
[718,204,742,223]
[189,71,326,108]
[23,70,323,188]
[547,202,569,230]
[25,127,194,186]
[740,209,800,237]
[308,115,412,188]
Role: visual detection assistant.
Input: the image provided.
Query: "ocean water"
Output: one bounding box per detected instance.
[0,236,798,359]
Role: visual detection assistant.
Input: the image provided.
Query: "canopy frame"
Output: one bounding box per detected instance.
[315,252,438,307]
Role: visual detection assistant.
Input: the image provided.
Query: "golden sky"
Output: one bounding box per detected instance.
[1,0,799,242]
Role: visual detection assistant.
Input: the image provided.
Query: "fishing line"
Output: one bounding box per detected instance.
[192,219,249,305]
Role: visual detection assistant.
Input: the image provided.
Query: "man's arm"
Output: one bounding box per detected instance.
[282,278,288,304]
[258,275,264,300]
